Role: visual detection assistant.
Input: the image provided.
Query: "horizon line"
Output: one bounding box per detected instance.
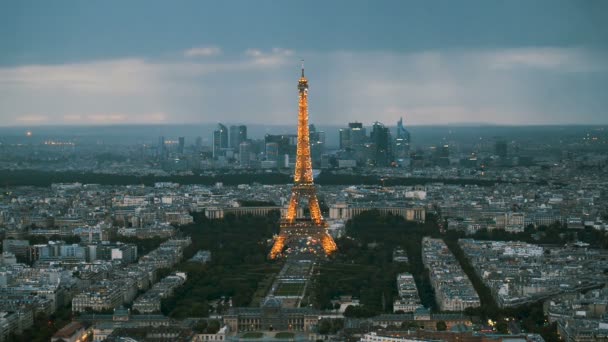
[1,122,607,129]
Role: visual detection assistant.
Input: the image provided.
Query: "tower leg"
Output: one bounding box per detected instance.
[307,194,323,226]
[321,233,338,255]
[269,235,286,259]
[286,194,298,223]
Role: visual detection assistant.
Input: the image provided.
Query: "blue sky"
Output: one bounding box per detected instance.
[1,0,607,126]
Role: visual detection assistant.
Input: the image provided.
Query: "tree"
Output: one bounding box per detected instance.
[407,322,421,329]
[436,321,447,331]
[318,319,332,334]
[496,320,509,334]
[207,319,221,334]
[193,320,208,333]
[343,305,378,318]
[161,213,281,318]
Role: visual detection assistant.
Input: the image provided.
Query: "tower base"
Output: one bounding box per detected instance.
[269,220,337,259]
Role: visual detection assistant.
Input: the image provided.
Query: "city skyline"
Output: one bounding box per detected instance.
[2,0,608,127]
[2,2,608,341]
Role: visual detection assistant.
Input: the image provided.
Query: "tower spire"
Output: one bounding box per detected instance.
[301,59,305,77]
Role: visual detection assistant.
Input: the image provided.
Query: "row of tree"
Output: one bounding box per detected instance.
[0,169,291,187]
[313,211,442,316]
[2,169,511,188]
[160,212,282,319]
[311,210,568,340]
[448,222,608,251]
[316,172,503,187]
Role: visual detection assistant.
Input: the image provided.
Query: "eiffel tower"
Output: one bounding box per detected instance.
[269,65,338,259]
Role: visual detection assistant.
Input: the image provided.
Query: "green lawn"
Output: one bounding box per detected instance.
[274,282,305,296]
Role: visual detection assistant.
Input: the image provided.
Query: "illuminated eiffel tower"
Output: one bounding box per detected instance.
[269,65,337,259]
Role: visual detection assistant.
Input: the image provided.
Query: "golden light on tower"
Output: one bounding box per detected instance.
[269,64,337,259]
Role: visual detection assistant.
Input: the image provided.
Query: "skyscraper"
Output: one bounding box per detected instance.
[396,117,410,140]
[371,121,392,166]
[239,141,251,167]
[394,117,411,160]
[265,142,279,162]
[309,124,325,165]
[339,122,366,150]
[265,134,297,167]
[339,128,350,150]
[178,137,185,154]
[349,122,366,147]
[213,123,228,158]
[230,125,247,149]
[157,136,166,160]
[438,144,450,166]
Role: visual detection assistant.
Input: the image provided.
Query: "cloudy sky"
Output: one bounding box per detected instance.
[1,0,607,126]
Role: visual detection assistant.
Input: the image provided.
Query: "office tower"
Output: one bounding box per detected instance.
[440,145,450,157]
[158,136,166,160]
[269,66,337,259]
[394,117,411,161]
[265,142,279,162]
[438,144,450,166]
[212,123,228,158]
[309,124,325,165]
[396,117,410,140]
[229,126,238,148]
[371,122,392,166]
[239,141,251,167]
[178,137,185,154]
[339,128,350,150]
[348,122,366,147]
[230,125,247,149]
[339,122,366,150]
[195,136,203,150]
[264,134,297,167]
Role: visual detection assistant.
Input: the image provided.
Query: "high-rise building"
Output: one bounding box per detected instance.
[396,117,410,140]
[339,128,350,150]
[438,144,450,166]
[309,124,325,165]
[158,136,166,160]
[213,123,228,158]
[394,117,411,160]
[349,122,366,147]
[230,125,247,149]
[371,122,392,166]
[264,134,297,167]
[239,141,251,167]
[178,137,185,154]
[265,142,279,162]
[339,122,366,150]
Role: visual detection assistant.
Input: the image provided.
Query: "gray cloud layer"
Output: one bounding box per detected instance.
[1,46,606,126]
